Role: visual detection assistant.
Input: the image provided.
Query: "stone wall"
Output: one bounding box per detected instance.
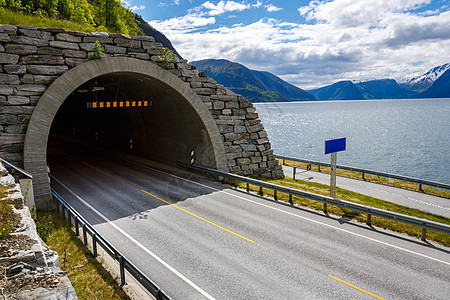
[0,161,77,299]
[0,24,283,179]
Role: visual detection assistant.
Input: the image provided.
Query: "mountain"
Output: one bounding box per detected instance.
[356,79,418,99]
[135,14,182,59]
[309,81,364,100]
[399,63,450,93]
[191,59,316,102]
[418,69,450,98]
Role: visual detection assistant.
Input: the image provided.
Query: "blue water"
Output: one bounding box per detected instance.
[254,98,450,184]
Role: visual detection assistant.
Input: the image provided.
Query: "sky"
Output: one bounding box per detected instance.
[123,0,450,89]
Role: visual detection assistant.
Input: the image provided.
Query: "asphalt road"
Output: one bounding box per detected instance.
[49,142,450,300]
[282,165,450,218]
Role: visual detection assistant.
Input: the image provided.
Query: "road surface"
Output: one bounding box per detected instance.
[48,142,450,300]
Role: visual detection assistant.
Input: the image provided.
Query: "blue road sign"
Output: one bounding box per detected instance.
[325,138,346,155]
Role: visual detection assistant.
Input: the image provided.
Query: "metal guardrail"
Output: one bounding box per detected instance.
[182,163,450,241]
[275,155,450,191]
[51,188,172,300]
[1,158,33,179]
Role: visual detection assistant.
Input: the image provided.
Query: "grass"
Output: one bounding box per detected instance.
[0,8,106,33]
[280,159,450,199]
[232,177,450,247]
[0,187,16,241]
[36,210,130,300]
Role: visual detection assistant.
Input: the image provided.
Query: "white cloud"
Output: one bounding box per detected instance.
[202,1,251,16]
[266,4,282,12]
[151,0,450,88]
[129,5,145,12]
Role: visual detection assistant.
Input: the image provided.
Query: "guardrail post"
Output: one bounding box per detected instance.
[318,165,321,172]
[68,210,72,228]
[362,172,365,180]
[274,190,277,201]
[259,186,263,196]
[283,158,285,164]
[419,183,423,192]
[246,183,249,193]
[293,166,296,180]
[421,228,427,241]
[82,224,87,246]
[119,256,126,286]
[92,234,98,257]
[289,194,293,204]
[74,216,79,236]
[323,203,327,214]
[61,206,65,219]
[367,214,372,226]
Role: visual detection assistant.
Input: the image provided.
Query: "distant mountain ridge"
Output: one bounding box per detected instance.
[418,69,450,98]
[191,59,316,102]
[309,81,364,100]
[399,63,450,93]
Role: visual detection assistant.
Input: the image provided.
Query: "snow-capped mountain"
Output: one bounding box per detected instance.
[399,63,450,92]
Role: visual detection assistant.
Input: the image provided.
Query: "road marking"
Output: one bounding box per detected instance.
[329,275,385,299]
[126,162,450,266]
[141,190,259,245]
[51,176,216,300]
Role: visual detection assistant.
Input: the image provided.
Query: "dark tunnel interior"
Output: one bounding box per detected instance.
[49,72,217,168]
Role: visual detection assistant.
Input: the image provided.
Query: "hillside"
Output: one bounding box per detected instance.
[309,81,364,100]
[418,69,450,98]
[356,79,417,99]
[192,59,316,102]
[399,63,450,93]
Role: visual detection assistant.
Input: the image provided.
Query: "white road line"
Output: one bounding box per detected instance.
[52,176,216,300]
[128,163,450,266]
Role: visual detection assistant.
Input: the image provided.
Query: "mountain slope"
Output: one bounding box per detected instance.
[309,81,364,100]
[192,59,315,102]
[399,63,450,92]
[418,69,450,98]
[356,79,417,99]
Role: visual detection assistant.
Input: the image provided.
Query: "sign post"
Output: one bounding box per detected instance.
[324,138,346,213]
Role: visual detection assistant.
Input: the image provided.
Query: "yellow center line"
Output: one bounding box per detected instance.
[329,275,386,300]
[83,162,123,181]
[141,189,259,245]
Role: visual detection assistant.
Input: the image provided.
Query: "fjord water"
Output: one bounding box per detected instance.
[254,98,450,185]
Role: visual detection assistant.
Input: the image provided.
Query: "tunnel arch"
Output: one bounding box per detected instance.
[24,57,228,207]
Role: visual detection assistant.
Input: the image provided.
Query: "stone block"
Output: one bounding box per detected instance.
[115,38,141,48]
[16,84,47,96]
[134,36,155,42]
[142,41,163,50]
[20,74,58,84]
[0,95,7,106]
[250,133,259,139]
[210,95,237,101]
[237,158,251,165]
[37,47,63,56]
[203,102,213,110]
[213,101,224,110]
[104,45,126,54]
[0,85,15,95]
[4,65,26,75]
[0,44,4,52]
[194,88,216,95]
[83,36,113,44]
[79,43,94,51]
[258,131,268,138]
[65,58,85,67]
[241,144,257,151]
[49,41,79,50]
[62,50,87,58]
[251,157,262,164]
[234,125,247,133]
[66,30,88,37]
[222,108,232,115]
[248,123,264,133]
[0,25,17,34]
[257,138,269,144]
[10,36,48,47]
[22,55,65,65]
[55,33,81,43]
[0,33,10,43]
[181,69,199,78]
[0,74,20,85]
[127,48,146,53]
[190,82,202,88]
[5,44,38,55]
[130,53,150,60]
[0,53,19,64]
[4,124,27,134]
[246,112,259,120]
[19,29,51,40]
[0,114,18,124]
[217,124,233,133]
[226,152,242,160]
[224,101,239,109]
[27,65,68,75]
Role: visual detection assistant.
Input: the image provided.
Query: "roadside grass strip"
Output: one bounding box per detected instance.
[235,178,450,247]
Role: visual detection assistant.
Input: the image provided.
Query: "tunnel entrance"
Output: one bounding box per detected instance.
[24,57,227,208]
[50,72,215,166]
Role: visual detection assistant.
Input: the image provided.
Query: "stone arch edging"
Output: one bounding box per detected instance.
[23,56,228,205]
